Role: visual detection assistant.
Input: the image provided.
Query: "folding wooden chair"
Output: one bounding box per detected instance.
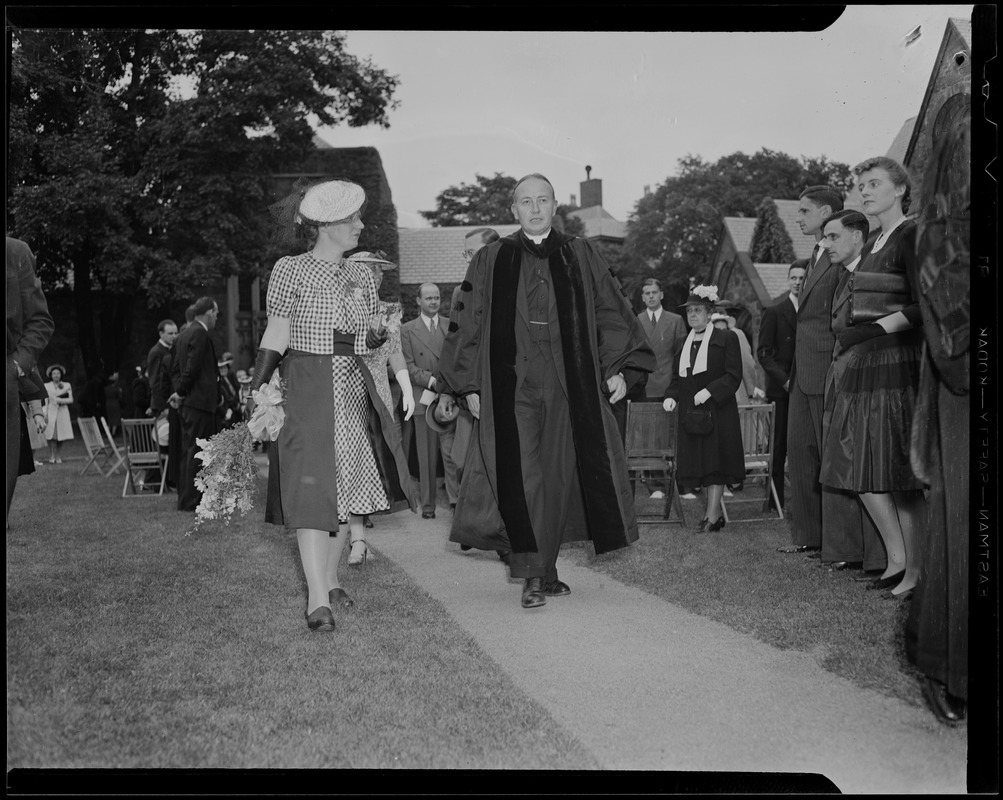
[624,401,685,526]
[99,417,127,476]
[721,402,783,523]
[120,418,168,496]
[77,416,116,477]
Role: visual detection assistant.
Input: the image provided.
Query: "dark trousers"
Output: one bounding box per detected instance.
[508,345,574,582]
[178,405,217,511]
[413,404,457,513]
[6,372,20,520]
[165,406,181,488]
[788,380,884,567]
[770,393,789,508]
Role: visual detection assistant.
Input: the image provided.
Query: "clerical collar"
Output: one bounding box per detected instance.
[524,228,552,245]
[842,255,862,273]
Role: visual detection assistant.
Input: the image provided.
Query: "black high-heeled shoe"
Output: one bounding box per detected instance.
[866,569,905,591]
[329,587,354,609]
[306,605,335,632]
[707,517,726,532]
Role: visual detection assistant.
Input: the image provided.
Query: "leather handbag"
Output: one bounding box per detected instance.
[682,406,714,436]
[848,271,912,325]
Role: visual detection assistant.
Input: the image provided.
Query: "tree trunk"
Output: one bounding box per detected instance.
[73,255,99,375]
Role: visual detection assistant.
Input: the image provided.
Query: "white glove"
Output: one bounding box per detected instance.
[395,369,414,421]
[662,398,677,412]
[693,388,712,406]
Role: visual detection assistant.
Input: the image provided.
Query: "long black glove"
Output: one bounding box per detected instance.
[365,327,388,349]
[250,348,283,392]
[837,322,885,350]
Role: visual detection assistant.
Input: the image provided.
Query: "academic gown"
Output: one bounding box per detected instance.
[438,228,655,559]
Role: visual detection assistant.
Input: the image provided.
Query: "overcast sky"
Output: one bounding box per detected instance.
[315,5,973,228]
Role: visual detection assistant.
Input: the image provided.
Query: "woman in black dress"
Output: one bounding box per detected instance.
[820,157,925,599]
[662,287,744,531]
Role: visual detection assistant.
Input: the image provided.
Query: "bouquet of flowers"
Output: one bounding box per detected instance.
[187,422,259,536]
[186,374,287,535]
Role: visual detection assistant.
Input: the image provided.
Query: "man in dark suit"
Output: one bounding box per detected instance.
[6,237,55,519]
[146,319,178,416]
[779,187,881,572]
[401,283,457,518]
[633,277,685,495]
[757,260,805,513]
[168,296,220,512]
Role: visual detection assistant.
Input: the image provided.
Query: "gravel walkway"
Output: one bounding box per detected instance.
[364,508,967,792]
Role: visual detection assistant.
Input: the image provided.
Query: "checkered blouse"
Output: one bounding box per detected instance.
[266,253,378,355]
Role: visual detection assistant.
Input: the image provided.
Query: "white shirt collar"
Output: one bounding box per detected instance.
[525,228,552,245]
[197,319,209,332]
[423,314,440,331]
[158,338,172,349]
[842,255,862,273]
[789,293,799,312]
[648,307,662,322]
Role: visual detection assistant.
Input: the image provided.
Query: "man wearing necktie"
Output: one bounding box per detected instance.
[401,283,457,519]
[438,174,654,609]
[779,187,881,572]
[169,296,221,512]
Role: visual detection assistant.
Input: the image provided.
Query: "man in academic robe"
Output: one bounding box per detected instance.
[756,260,804,513]
[6,237,55,519]
[438,173,654,609]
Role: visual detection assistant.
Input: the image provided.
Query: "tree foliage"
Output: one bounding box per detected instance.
[420,172,586,236]
[623,149,851,287]
[749,197,796,263]
[8,29,399,373]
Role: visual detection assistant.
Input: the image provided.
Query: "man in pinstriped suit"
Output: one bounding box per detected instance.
[778,187,883,573]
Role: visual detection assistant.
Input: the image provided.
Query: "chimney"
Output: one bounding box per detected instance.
[643,185,651,197]
[570,194,577,207]
[580,164,602,208]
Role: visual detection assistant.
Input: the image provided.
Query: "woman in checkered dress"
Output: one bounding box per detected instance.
[249,180,419,633]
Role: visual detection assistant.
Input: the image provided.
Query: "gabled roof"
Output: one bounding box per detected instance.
[753,264,794,301]
[398,224,521,285]
[567,205,627,240]
[722,199,816,262]
[886,116,918,168]
[904,16,973,166]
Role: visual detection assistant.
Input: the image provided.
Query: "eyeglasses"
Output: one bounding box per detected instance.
[462,249,475,260]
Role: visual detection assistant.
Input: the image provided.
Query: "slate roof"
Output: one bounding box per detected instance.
[567,205,628,240]
[398,224,521,285]
[885,116,918,169]
[722,199,816,262]
[753,263,794,301]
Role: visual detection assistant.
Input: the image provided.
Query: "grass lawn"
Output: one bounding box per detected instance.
[6,441,598,774]
[561,486,926,709]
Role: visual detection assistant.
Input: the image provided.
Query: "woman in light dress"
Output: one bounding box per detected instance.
[43,365,74,463]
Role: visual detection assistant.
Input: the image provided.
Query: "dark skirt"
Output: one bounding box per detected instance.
[821,332,923,492]
[265,350,418,531]
[676,401,745,487]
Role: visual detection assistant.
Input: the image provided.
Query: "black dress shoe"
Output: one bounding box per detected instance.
[306,606,336,632]
[328,588,354,609]
[521,577,547,609]
[866,569,905,591]
[460,544,472,551]
[497,550,511,564]
[776,544,820,554]
[543,579,570,596]
[823,560,863,571]
[706,517,726,532]
[422,511,436,519]
[921,677,967,726]
[881,587,914,601]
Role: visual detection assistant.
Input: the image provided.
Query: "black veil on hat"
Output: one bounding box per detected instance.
[268,177,367,252]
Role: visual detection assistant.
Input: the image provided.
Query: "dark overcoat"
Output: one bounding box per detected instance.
[665,327,745,486]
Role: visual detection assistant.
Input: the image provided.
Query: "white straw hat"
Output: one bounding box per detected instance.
[297,180,365,225]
